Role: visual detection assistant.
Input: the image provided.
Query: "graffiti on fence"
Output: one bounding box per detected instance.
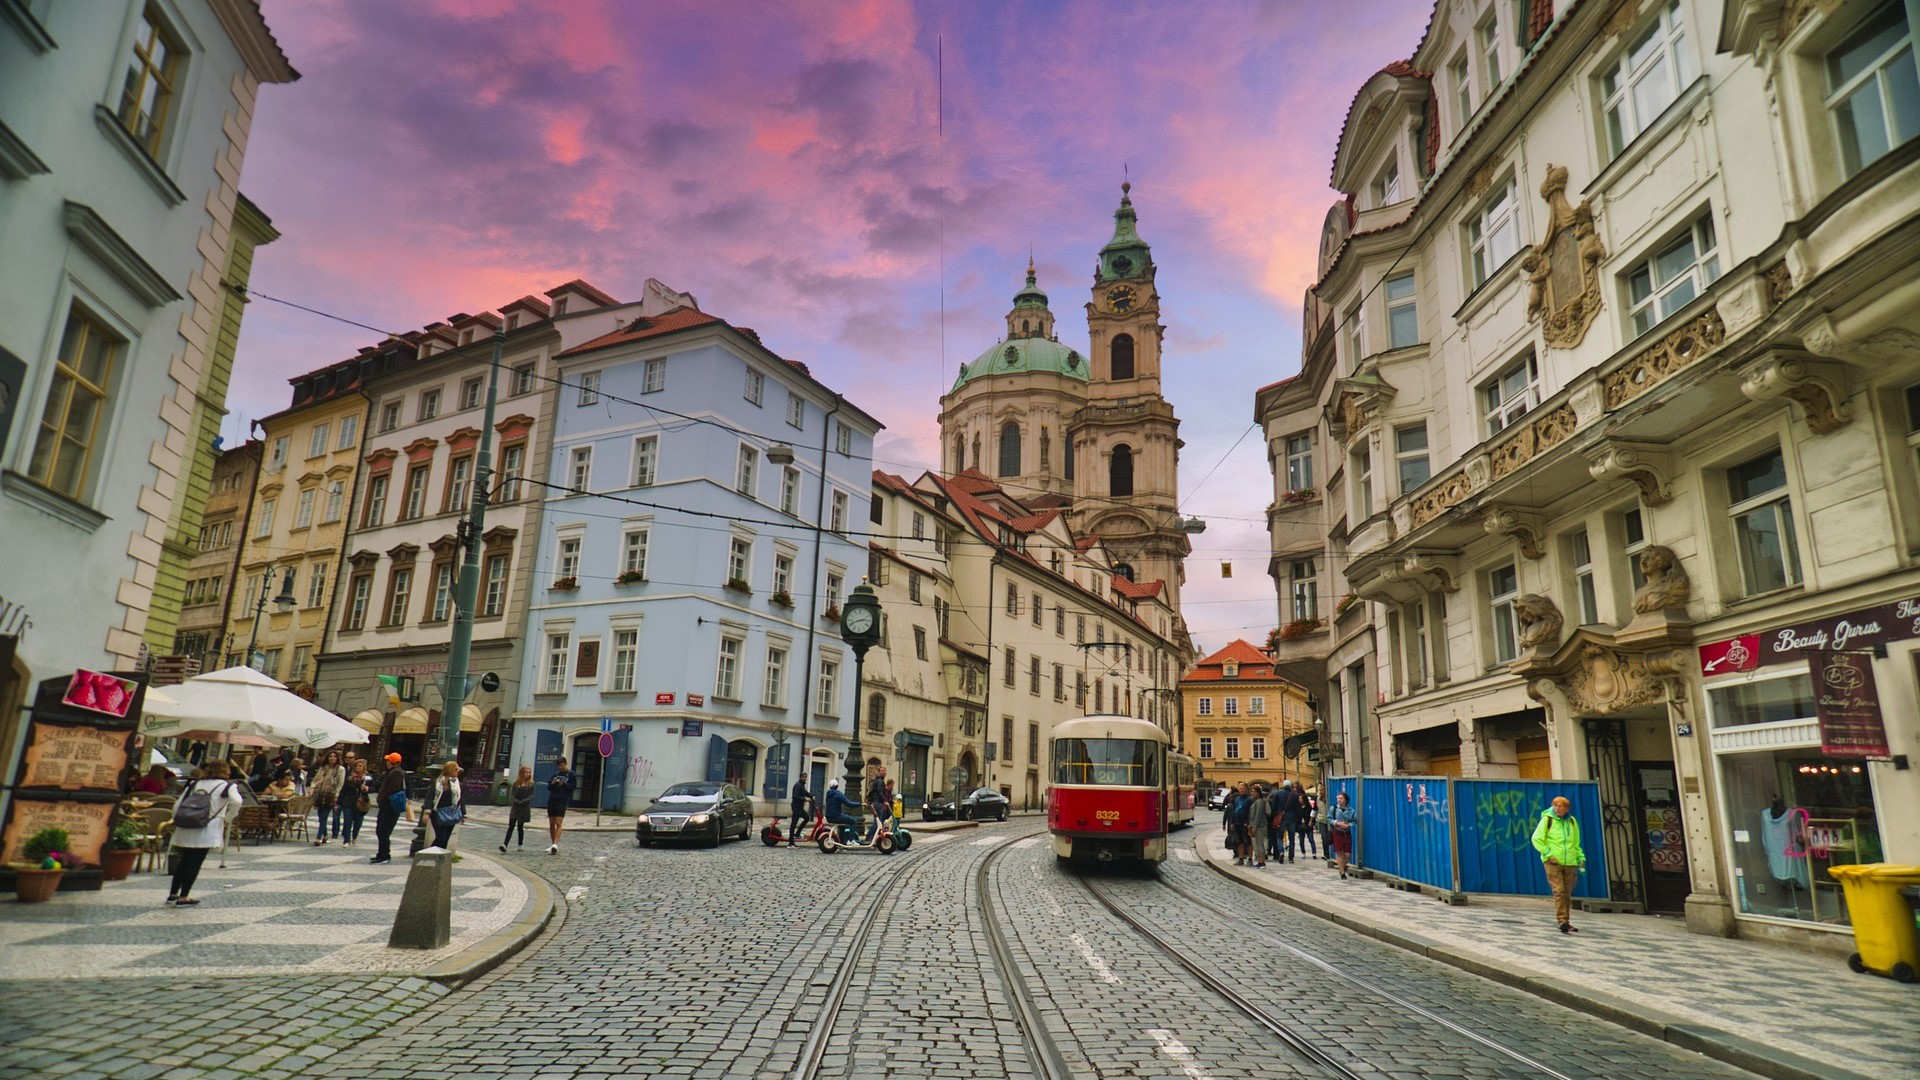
[1406,781,1448,825]
[1472,787,1539,850]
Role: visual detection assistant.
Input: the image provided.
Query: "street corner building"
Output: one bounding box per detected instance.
[1256,0,1920,950]
[0,2,296,793]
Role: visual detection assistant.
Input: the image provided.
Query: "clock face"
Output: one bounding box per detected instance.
[1106,285,1137,313]
[842,606,875,635]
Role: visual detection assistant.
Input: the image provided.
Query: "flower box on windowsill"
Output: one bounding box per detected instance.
[770,590,795,608]
[822,604,841,624]
[1276,617,1325,642]
[550,576,579,592]
[1333,594,1360,618]
[615,570,646,586]
[1278,488,1320,505]
[724,577,752,595]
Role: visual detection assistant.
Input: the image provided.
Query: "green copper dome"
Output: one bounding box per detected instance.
[1013,258,1048,309]
[952,336,1089,390]
[1097,180,1152,282]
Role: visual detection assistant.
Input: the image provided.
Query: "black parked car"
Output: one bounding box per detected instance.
[931,787,1008,822]
[635,782,754,847]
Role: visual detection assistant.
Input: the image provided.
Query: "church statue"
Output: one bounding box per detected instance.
[1514,593,1564,651]
[1631,545,1691,613]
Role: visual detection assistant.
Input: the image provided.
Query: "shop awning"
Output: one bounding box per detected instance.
[350,709,384,733]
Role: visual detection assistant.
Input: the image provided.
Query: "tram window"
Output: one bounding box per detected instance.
[1052,738,1160,786]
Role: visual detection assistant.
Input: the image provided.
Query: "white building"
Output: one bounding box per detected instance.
[1260,0,1920,949]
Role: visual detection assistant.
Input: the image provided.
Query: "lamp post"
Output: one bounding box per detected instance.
[837,579,882,828]
[244,567,297,671]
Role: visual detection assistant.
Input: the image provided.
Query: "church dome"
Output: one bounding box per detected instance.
[952,336,1089,391]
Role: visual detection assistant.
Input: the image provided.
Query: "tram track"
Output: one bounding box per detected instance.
[1076,864,1582,1080]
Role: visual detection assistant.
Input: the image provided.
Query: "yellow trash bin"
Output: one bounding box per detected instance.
[1828,863,1920,983]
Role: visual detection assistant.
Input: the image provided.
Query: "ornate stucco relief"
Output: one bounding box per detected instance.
[1522,165,1607,349]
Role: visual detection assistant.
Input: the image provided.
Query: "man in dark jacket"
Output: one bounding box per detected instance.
[1274,781,1304,863]
[824,781,857,840]
[546,760,577,854]
[788,776,812,847]
[370,752,408,864]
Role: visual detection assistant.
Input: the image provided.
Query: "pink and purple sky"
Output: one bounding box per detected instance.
[231,0,1431,653]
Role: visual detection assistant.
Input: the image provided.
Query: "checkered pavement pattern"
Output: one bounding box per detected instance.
[0,841,524,980]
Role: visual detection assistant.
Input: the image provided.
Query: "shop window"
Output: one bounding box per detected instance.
[1728,448,1802,595]
[1826,3,1920,178]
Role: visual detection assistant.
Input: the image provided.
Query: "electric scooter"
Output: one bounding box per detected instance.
[762,803,830,847]
[817,812,896,854]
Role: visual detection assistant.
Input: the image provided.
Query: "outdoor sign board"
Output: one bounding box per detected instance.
[0,672,145,886]
[687,694,705,707]
[1808,651,1890,757]
[1700,595,1920,673]
[655,693,675,705]
[682,719,704,738]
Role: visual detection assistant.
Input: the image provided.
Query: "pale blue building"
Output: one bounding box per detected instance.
[509,305,882,813]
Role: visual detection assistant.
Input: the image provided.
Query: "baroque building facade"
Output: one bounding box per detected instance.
[1178,640,1316,796]
[170,439,260,671]
[1260,0,1919,948]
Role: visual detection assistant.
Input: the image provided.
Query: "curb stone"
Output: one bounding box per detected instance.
[1196,838,1877,1080]
[414,848,556,988]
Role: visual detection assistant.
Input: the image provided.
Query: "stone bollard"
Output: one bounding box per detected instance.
[388,847,453,949]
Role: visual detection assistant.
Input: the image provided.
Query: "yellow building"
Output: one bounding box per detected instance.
[1180,640,1315,793]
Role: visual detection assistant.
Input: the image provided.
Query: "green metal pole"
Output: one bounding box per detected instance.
[438,326,503,762]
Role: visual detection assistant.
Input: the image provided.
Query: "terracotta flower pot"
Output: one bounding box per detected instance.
[101,848,140,881]
[12,866,65,902]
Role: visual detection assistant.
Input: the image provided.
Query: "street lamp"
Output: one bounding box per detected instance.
[244,566,297,671]
[837,579,883,828]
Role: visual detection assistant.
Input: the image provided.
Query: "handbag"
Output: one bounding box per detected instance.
[356,793,372,813]
[432,805,465,828]
[388,789,407,813]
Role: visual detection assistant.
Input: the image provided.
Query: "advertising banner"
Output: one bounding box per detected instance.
[1808,651,1890,757]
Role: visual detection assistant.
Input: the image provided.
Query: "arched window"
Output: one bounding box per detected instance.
[998,422,1021,477]
[1110,444,1134,497]
[1114,563,1135,581]
[1021,319,1030,335]
[1111,333,1135,380]
[953,434,965,473]
[725,740,758,792]
[1064,436,1075,480]
[867,692,887,733]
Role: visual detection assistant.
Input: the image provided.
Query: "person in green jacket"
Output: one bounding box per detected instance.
[1531,796,1586,934]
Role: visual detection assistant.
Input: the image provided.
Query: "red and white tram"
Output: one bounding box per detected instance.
[1048,715,1193,866]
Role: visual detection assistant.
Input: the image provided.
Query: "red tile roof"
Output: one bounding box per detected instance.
[947,468,1000,495]
[1007,510,1060,533]
[1073,536,1100,552]
[556,306,723,357]
[1112,576,1164,600]
[499,295,552,318]
[1181,639,1285,682]
[544,279,619,306]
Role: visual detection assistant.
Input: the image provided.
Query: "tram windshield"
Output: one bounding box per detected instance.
[1052,738,1160,787]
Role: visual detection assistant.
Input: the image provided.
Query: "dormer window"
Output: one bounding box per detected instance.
[552,297,568,316]
[1371,158,1401,207]
[1223,660,1240,678]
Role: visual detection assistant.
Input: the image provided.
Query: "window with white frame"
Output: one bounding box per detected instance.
[306,563,328,609]
[1197,696,1213,716]
[1396,423,1430,494]
[255,497,276,537]
[1478,11,1504,94]
[1488,561,1520,663]
[736,444,757,497]
[1626,212,1721,335]
[622,527,649,579]
[1827,4,1919,177]
[744,369,763,406]
[728,537,752,585]
[830,490,848,534]
[577,371,600,406]
[763,644,788,708]
[1408,598,1431,689]
[430,562,453,621]
[513,363,535,395]
[836,423,853,455]
[294,487,315,529]
[1224,697,1240,716]
[1385,272,1418,348]
[1352,446,1374,519]
[1728,448,1802,594]
[609,627,639,692]
[379,400,401,433]
[787,391,805,428]
[826,569,843,611]
[1251,736,1267,760]
[1570,528,1599,624]
[460,376,482,411]
[558,536,582,580]
[543,632,570,694]
[1483,352,1540,436]
[1249,695,1266,716]
[1467,177,1520,286]
[1372,158,1401,207]
[386,567,413,626]
[1285,434,1313,492]
[570,446,592,492]
[290,646,310,683]
[1225,737,1240,759]
[483,553,509,616]
[780,467,800,514]
[1198,736,1214,759]
[1602,0,1696,155]
[499,444,524,501]
[1345,302,1366,368]
[308,423,330,459]
[632,435,657,487]
[715,634,743,699]
[346,574,371,630]
[1450,50,1473,128]
[643,358,665,394]
[1291,559,1319,621]
[447,455,473,512]
[1622,506,1650,591]
[419,388,440,421]
[402,466,430,520]
[817,654,840,715]
[323,481,344,523]
[337,415,358,450]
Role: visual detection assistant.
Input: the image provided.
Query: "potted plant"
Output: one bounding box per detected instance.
[823,604,841,624]
[724,576,752,595]
[1277,617,1324,641]
[769,590,794,608]
[550,575,579,592]
[101,818,144,881]
[1334,593,1360,617]
[12,827,71,902]
[614,570,645,585]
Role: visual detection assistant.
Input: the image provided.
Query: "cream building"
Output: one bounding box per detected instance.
[1260,0,1919,948]
[1178,640,1316,794]
[170,439,260,670]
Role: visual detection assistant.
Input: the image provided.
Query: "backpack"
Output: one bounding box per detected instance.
[173,781,229,830]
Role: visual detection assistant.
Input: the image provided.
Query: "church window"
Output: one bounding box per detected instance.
[1064,436,1075,480]
[1110,445,1135,497]
[1115,563,1135,582]
[954,435,965,473]
[999,423,1021,477]
[1021,319,1030,335]
[1111,334,1136,380]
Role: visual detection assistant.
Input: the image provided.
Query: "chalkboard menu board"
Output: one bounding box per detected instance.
[0,671,146,885]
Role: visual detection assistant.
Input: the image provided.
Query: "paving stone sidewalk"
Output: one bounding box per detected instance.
[1189,834,1920,1080]
[0,840,528,979]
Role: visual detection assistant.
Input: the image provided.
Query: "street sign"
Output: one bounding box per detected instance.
[655,693,675,705]
[687,694,705,707]
[893,730,907,753]
[598,732,615,757]
[479,671,500,692]
[948,766,968,791]
[600,716,613,734]
[985,741,997,762]
[683,719,704,738]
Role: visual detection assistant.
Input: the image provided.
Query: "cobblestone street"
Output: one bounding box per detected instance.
[10,818,1888,1079]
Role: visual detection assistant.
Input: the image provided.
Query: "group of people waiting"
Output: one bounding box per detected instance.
[1220,781,1359,877]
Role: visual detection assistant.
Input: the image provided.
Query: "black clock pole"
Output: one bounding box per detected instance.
[838,580,883,832]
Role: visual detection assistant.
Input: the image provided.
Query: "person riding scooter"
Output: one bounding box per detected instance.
[824,780,859,842]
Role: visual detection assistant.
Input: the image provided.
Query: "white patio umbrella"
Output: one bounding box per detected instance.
[139,666,370,749]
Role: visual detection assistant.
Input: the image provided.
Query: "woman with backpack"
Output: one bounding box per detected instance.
[167,759,243,906]
[427,760,465,850]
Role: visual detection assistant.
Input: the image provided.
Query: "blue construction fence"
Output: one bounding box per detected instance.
[1325,775,1609,900]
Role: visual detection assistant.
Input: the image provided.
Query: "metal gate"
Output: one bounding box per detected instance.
[1582,718,1645,909]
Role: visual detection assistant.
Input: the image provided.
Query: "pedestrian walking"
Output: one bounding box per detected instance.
[1327,790,1357,878]
[1247,784,1272,868]
[427,761,464,850]
[340,759,370,847]
[501,766,534,851]
[546,759,577,854]
[864,759,888,843]
[787,776,812,847]
[1532,795,1587,934]
[166,759,242,906]
[370,752,408,864]
[1228,783,1253,864]
[1296,787,1319,859]
[310,750,346,845]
